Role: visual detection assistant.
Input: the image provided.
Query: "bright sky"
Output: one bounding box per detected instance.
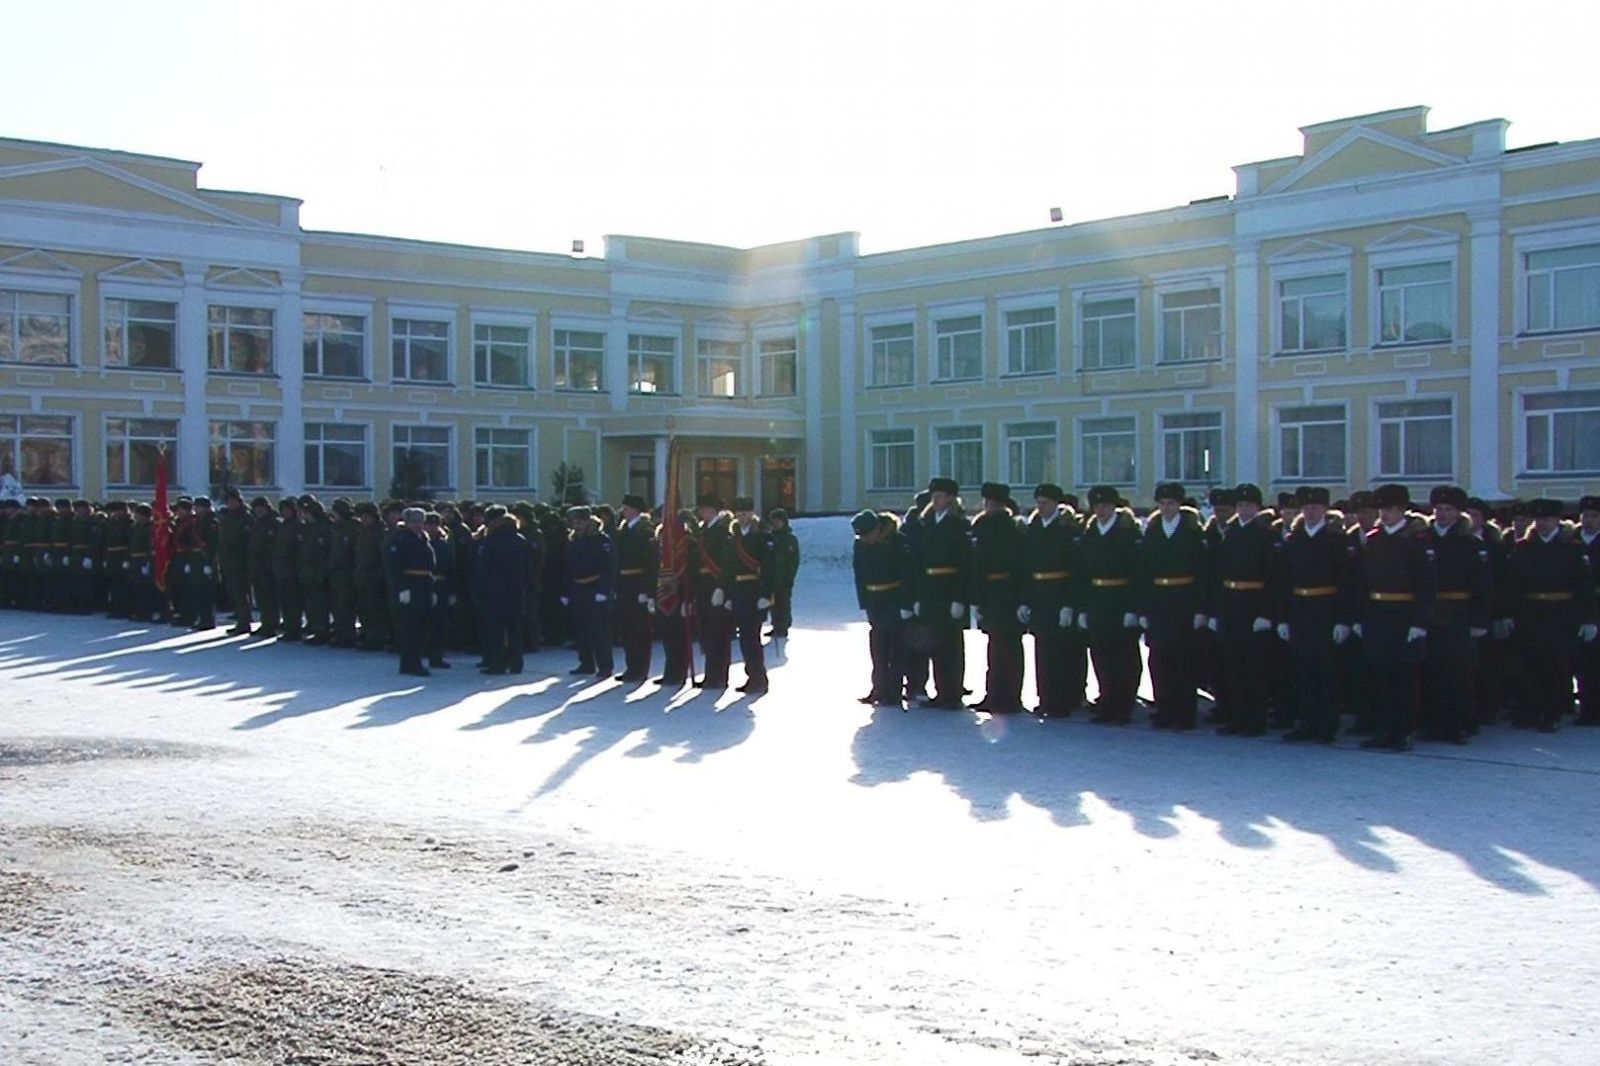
[4,0,1596,256]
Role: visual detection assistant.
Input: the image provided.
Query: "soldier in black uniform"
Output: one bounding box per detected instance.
[297,496,332,645]
[1198,486,1235,720]
[387,506,435,677]
[692,494,734,689]
[1075,485,1141,724]
[1275,486,1355,743]
[1421,486,1492,744]
[1465,496,1510,730]
[1211,483,1277,736]
[968,483,1025,714]
[898,490,934,702]
[563,505,616,679]
[218,489,253,634]
[246,496,278,637]
[852,509,913,707]
[128,502,155,621]
[1356,483,1437,751]
[766,508,800,640]
[724,496,773,695]
[102,500,132,618]
[1138,482,1210,731]
[1577,495,1600,726]
[913,478,971,710]
[613,494,658,682]
[1019,483,1083,718]
[1499,498,1596,731]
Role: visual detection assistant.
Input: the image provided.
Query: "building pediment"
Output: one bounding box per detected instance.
[1266,127,1462,195]
[1267,238,1351,263]
[1366,224,1460,251]
[206,266,279,289]
[100,257,184,283]
[0,156,270,227]
[0,247,81,277]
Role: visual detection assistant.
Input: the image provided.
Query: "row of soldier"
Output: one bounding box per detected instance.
[0,491,802,690]
[852,480,1599,749]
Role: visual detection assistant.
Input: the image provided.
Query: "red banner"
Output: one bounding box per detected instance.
[151,450,171,592]
[656,438,687,614]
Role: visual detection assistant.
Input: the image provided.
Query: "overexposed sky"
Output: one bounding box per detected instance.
[4,0,1596,255]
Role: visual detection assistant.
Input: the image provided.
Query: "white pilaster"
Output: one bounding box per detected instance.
[607,299,630,412]
[836,299,858,509]
[802,302,824,512]
[177,267,210,496]
[653,433,669,508]
[1467,211,1502,497]
[1231,244,1261,484]
[276,270,305,493]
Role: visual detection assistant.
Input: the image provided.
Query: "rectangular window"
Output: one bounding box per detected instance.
[1526,244,1600,333]
[1378,263,1452,345]
[1277,405,1347,480]
[935,425,984,489]
[473,323,531,388]
[869,428,914,490]
[697,338,741,398]
[761,456,797,512]
[1523,389,1600,474]
[207,305,273,374]
[933,314,983,381]
[868,322,914,386]
[1159,288,1222,363]
[758,336,797,396]
[105,299,176,370]
[392,425,452,489]
[208,420,275,488]
[1278,274,1347,353]
[0,290,71,366]
[105,417,178,487]
[1079,416,1136,485]
[1377,399,1453,478]
[1005,420,1056,487]
[474,427,534,490]
[1081,297,1136,370]
[695,457,738,504]
[553,328,604,391]
[1005,306,1057,374]
[627,454,655,504]
[303,423,367,489]
[0,414,74,486]
[1161,411,1223,483]
[628,334,678,394]
[391,318,450,382]
[303,313,365,378]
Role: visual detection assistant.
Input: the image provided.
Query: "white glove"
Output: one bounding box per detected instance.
[646,599,657,614]
[1352,623,1363,639]
[637,593,650,605]
[1251,616,1271,633]
[559,595,569,606]
[398,589,411,605]
[595,593,608,603]
[913,602,923,617]
[1060,607,1073,628]
[1332,623,1351,645]
[710,587,725,608]
[1469,627,1487,639]
[1192,613,1208,630]
[757,597,771,611]
[1276,622,1290,642]
[449,594,459,606]
[1492,618,1513,640]
[972,607,983,627]
[203,565,213,577]
[1122,612,1139,629]
[82,557,93,571]
[140,564,150,577]
[428,592,437,608]
[1077,612,1090,630]
[1017,605,1032,625]
[723,599,734,611]
[1138,615,1149,630]
[1580,624,1598,643]
[1406,626,1427,642]
[898,608,914,621]
[1206,617,1218,631]
[950,602,965,620]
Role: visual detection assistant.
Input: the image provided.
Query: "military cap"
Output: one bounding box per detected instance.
[133,502,153,516]
[695,492,723,509]
[1465,497,1491,516]
[331,497,353,515]
[401,506,425,523]
[74,498,92,509]
[913,490,933,509]
[484,504,508,522]
[194,496,212,508]
[927,477,959,496]
[1429,485,1469,509]
[354,501,379,516]
[620,493,648,512]
[1349,490,1376,510]
[105,500,128,513]
[53,497,72,508]
[297,493,317,507]
[1233,483,1264,506]
[1033,482,1065,503]
[767,507,789,522]
[174,497,193,511]
[1298,486,1332,506]
[1527,497,1564,518]
[250,496,271,510]
[1086,485,1119,506]
[980,481,1009,503]
[423,511,442,526]
[1578,495,1600,515]
[1062,493,1080,510]
[279,497,299,511]
[223,486,243,502]
[851,509,879,535]
[1373,483,1411,509]
[728,496,753,512]
[566,505,594,521]
[1277,491,1299,509]
[1153,481,1185,503]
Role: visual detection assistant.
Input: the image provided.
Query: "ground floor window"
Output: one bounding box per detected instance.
[1377,399,1453,479]
[761,456,796,513]
[475,427,534,490]
[106,417,178,487]
[1161,411,1223,485]
[1522,389,1600,474]
[696,456,737,505]
[1277,405,1346,481]
[0,414,74,486]
[392,425,452,490]
[209,420,275,488]
[304,423,368,489]
[1078,416,1136,485]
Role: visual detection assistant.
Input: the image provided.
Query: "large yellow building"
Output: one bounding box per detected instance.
[2,105,1597,511]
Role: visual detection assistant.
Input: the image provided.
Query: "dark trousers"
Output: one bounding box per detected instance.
[697,602,732,686]
[185,571,216,628]
[357,581,389,649]
[106,564,130,618]
[1221,630,1273,733]
[1147,631,1199,729]
[521,589,542,652]
[1292,639,1342,740]
[1517,639,1573,729]
[250,569,277,632]
[868,615,902,701]
[770,585,794,636]
[1369,661,1420,742]
[1474,634,1505,726]
[274,573,301,637]
[571,598,615,676]
[1576,641,1599,724]
[928,617,965,705]
[732,597,767,689]
[1422,627,1476,739]
[427,594,450,665]
[980,626,1024,710]
[901,622,931,699]
[396,594,427,672]
[302,579,330,639]
[330,579,357,644]
[483,612,523,673]
[1031,629,1086,715]
[1090,629,1141,721]
[617,595,653,678]
[658,607,691,683]
[222,564,252,628]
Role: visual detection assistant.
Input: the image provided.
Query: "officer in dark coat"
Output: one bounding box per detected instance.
[422,512,454,670]
[1275,487,1355,742]
[766,508,801,639]
[724,496,773,695]
[563,506,616,678]
[297,496,332,645]
[1421,485,1492,744]
[475,505,529,675]
[913,477,971,710]
[692,495,734,689]
[1500,498,1597,731]
[387,506,435,677]
[852,510,913,707]
[102,500,132,619]
[1137,482,1210,731]
[272,498,303,640]
[1465,496,1511,730]
[1075,485,1142,724]
[1019,483,1083,718]
[326,498,359,647]
[1577,495,1600,726]
[969,483,1025,714]
[613,494,659,682]
[217,489,252,634]
[1356,483,1437,751]
[245,497,278,637]
[898,490,934,702]
[353,502,390,651]
[1210,483,1277,736]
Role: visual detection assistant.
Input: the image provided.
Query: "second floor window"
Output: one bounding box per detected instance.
[628,334,678,394]
[869,428,914,490]
[759,337,797,396]
[392,318,450,382]
[303,313,365,378]
[553,329,604,391]
[1080,297,1135,370]
[0,290,71,365]
[1005,306,1056,375]
[473,323,531,388]
[1378,263,1452,345]
[934,314,982,381]
[1526,243,1600,334]
[1160,289,1221,363]
[105,299,176,370]
[1278,274,1346,353]
[868,322,914,386]
[697,338,741,397]
[208,305,274,374]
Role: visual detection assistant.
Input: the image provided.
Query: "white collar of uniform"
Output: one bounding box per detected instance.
[1161,512,1181,536]
[934,510,949,524]
[1038,510,1057,528]
[1303,518,1325,537]
[1540,528,1560,543]
[1096,514,1116,535]
[627,514,642,529]
[1582,527,1600,544]
[738,522,754,536]
[1433,520,1456,536]
[1383,519,1408,535]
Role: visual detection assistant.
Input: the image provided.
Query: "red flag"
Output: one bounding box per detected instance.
[152,449,172,593]
[656,438,687,614]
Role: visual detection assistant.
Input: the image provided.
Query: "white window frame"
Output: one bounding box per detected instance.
[1076,414,1138,486]
[206,292,278,375]
[1075,285,1139,371]
[389,306,455,384]
[1367,246,1457,349]
[627,332,680,395]
[471,309,536,390]
[1160,410,1224,485]
[1271,257,1352,356]
[868,427,916,491]
[753,328,798,397]
[303,422,370,490]
[1003,420,1057,488]
[695,334,744,398]
[0,412,77,487]
[302,298,372,380]
[929,303,984,383]
[101,279,181,372]
[550,317,608,393]
[474,425,537,491]
[0,269,80,367]
[1273,402,1349,483]
[208,419,277,489]
[1517,387,1600,476]
[1373,396,1455,481]
[1520,233,1600,336]
[391,423,454,491]
[864,313,916,388]
[933,424,985,489]
[1155,279,1225,365]
[104,415,179,488]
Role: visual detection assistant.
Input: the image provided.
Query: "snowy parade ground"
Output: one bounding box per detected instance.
[2,518,1597,1065]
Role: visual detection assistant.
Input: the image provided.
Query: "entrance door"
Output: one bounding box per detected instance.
[695,457,737,507]
[761,456,796,513]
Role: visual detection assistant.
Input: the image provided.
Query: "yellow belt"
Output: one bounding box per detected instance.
[1524,591,1573,602]
[865,580,901,593]
[1293,586,1337,597]
[402,568,432,576]
[925,566,959,576]
[986,572,1012,581]
[105,546,129,553]
[1436,591,1471,601]
[1091,577,1129,588]
[130,552,149,559]
[574,574,600,585]
[618,568,645,576]
[1152,576,1195,587]
[1369,591,1415,602]
[735,573,759,582]
[1223,580,1265,591]
[1031,570,1069,581]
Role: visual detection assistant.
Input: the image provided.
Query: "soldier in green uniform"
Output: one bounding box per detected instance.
[0,498,20,608]
[43,497,73,612]
[272,497,304,640]
[246,496,279,637]
[297,495,332,645]
[128,502,155,621]
[217,488,253,635]
[353,501,390,651]
[66,499,96,613]
[101,500,132,618]
[326,498,359,647]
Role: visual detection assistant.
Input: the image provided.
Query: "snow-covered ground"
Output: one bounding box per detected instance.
[2,516,1597,1065]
